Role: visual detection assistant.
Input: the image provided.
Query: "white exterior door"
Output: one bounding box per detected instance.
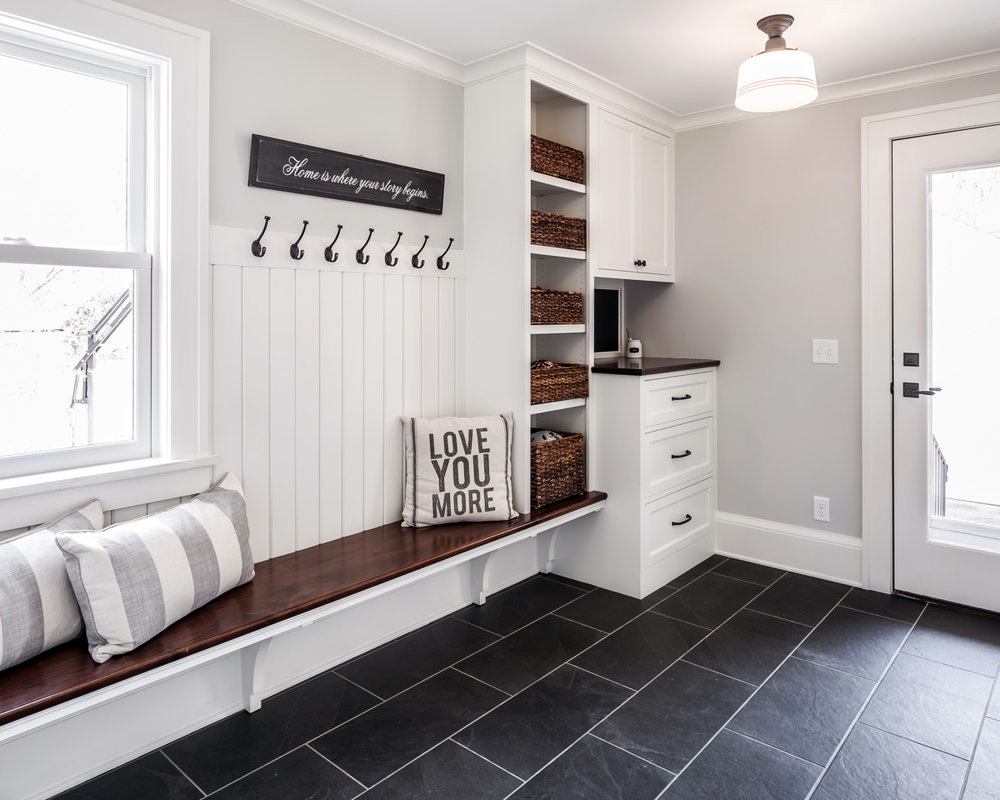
[893,124,1000,611]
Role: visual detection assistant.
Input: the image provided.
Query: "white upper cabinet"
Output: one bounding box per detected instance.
[594,109,674,282]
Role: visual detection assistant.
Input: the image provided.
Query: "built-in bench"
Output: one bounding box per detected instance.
[0,491,606,730]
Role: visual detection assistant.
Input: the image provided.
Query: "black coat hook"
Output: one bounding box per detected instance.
[324,224,343,263]
[251,215,270,258]
[356,227,374,264]
[290,220,309,260]
[385,231,403,267]
[411,234,429,269]
[437,237,454,271]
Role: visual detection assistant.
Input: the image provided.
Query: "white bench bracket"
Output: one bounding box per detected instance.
[240,639,272,713]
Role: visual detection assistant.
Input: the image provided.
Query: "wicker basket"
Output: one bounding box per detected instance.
[531,431,586,509]
[530,362,589,405]
[531,210,586,251]
[531,135,585,184]
[531,287,583,325]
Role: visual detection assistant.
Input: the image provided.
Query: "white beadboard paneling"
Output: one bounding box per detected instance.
[383,274,404,523]
[341,272,365,536]
[402,275,423,418]
[213,266,243,481]
[242,267,271,562]
[421,278,440,417]
[438,278,456,416]
[295,270,321,550]
[146,498,181,514]
[363,274,385,530]
[111,504,149,525]
[319,271,344,542]
[454,278,467,415]
[269,269,297,558]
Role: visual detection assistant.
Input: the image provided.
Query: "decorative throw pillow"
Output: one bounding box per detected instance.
[402,413,518,527]
[0,499,104,671]
[56,473,254,664]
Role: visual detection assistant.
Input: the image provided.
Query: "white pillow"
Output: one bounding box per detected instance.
[56,474,254,663]
[0,500,104,671]
[402,413,518,527]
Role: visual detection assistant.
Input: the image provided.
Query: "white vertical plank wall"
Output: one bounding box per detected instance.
[211,241,465,562]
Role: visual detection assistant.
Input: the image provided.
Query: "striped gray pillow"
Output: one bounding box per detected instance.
[0,500,104,671]
[56,473,255,664]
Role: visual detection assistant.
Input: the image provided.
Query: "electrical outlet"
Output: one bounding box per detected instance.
[812,339,839,364]
[813,496,830,522]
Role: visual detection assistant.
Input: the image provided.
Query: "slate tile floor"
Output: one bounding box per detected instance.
[56,555,1000,800]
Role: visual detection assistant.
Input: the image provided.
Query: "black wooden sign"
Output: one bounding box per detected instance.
[248,134,445,215]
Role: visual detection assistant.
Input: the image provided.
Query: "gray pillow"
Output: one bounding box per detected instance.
[0,500,104,671]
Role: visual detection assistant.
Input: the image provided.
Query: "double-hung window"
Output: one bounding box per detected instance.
[0,33,152,478]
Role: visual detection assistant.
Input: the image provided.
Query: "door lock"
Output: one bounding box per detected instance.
[902,383,942,398]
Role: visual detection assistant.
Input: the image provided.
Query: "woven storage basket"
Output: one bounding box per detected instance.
[531,287,583,325]
[531,135,585,184]
[531,210,586,251]
[531,431,586,509]
[530,362,589,405]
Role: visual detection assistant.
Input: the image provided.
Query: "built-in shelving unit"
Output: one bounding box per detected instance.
[529,171,586,196]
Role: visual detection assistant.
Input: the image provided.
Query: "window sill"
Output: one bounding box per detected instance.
[0,456,217,531]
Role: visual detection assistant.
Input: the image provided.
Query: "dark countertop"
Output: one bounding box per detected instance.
[591,356,721,376]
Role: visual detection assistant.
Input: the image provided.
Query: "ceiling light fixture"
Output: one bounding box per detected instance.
[735,14,817,113]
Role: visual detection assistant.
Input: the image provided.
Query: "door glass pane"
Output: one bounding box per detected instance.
[0,52,129,251]
[0,264,135,458]
[930,165,1000,527]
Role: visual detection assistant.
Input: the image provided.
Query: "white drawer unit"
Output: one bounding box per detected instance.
[645,477,715,567]
[643,417,715,498]
[643,370,715,429]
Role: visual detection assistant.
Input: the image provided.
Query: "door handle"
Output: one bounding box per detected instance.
[671,449,692,459]
[671,394,692,401]
[672,514,692,526]
[902,383,942,398]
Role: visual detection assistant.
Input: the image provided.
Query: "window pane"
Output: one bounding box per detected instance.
[0,53,129,250]
[0,264,134,458]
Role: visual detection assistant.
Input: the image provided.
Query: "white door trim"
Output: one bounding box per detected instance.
[860,93,1000,592]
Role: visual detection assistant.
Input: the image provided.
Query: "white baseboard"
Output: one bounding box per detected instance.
[715,512,863,587]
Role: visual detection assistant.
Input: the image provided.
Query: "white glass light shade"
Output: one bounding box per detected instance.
[735,48,818,112]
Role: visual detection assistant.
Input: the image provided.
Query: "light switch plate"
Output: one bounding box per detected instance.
[812,339,838,364]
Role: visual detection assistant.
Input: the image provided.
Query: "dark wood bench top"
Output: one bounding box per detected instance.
[0,491,606,727]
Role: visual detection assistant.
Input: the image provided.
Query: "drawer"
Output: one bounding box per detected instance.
[644,478,715,566]
[643,370,715,429]
[642,417,714,499]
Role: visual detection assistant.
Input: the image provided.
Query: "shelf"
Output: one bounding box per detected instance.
[530,397,587,414]
[530,171,586,196]
[531,324,585,335]
[530,245,586,260]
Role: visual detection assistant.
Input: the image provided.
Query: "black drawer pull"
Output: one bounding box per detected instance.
[671,394,692,401]
[672,514,693,526]
[671,449,692,459]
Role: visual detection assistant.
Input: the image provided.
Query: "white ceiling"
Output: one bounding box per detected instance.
[306,0,1000,116]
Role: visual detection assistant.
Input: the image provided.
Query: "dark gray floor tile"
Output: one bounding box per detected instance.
[903,604,1000,676]
[557,588,650,633]
[542,573,596,592]
[571,611,710,690]
[666,555,729,589]
[456,613,604,694]
[860,652,993,758]
[361,740,519,800]
[684,609,810,685]
[163,670,379,793]
[662,729,820,800]
[747,573,849,626]
[52,752,201,800]
[594,660,754,773]
[454,665,633,780]
[813,723,967,800]
[839,588,925,623]
[795,606,910,680]
[728,656,874,766]
[209,746,363,800]
[511,734,673,800]
[964,716,1000,800]
[335,615,499,698]
[452,576,587,635]
[710,559,785,587]
[653,572,763,629]
[311,668,504,787]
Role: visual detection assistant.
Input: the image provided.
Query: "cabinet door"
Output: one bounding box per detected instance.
[595,109,636,272]
[635,125,673,279]
[643,478,714,566]
[642,417,715,499]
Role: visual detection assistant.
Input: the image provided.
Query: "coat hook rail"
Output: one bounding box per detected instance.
[411,234,429,269]
[385,231,403,267]
[324,224,343,263]
[356,227,374,265]
[290,220,309,260]
[437,237,454,271]
[251,216,270,258]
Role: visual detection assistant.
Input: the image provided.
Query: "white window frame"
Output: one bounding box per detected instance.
[0,0,212,528]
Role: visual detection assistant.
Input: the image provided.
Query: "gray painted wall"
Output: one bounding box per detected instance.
[629,71,1000,539]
